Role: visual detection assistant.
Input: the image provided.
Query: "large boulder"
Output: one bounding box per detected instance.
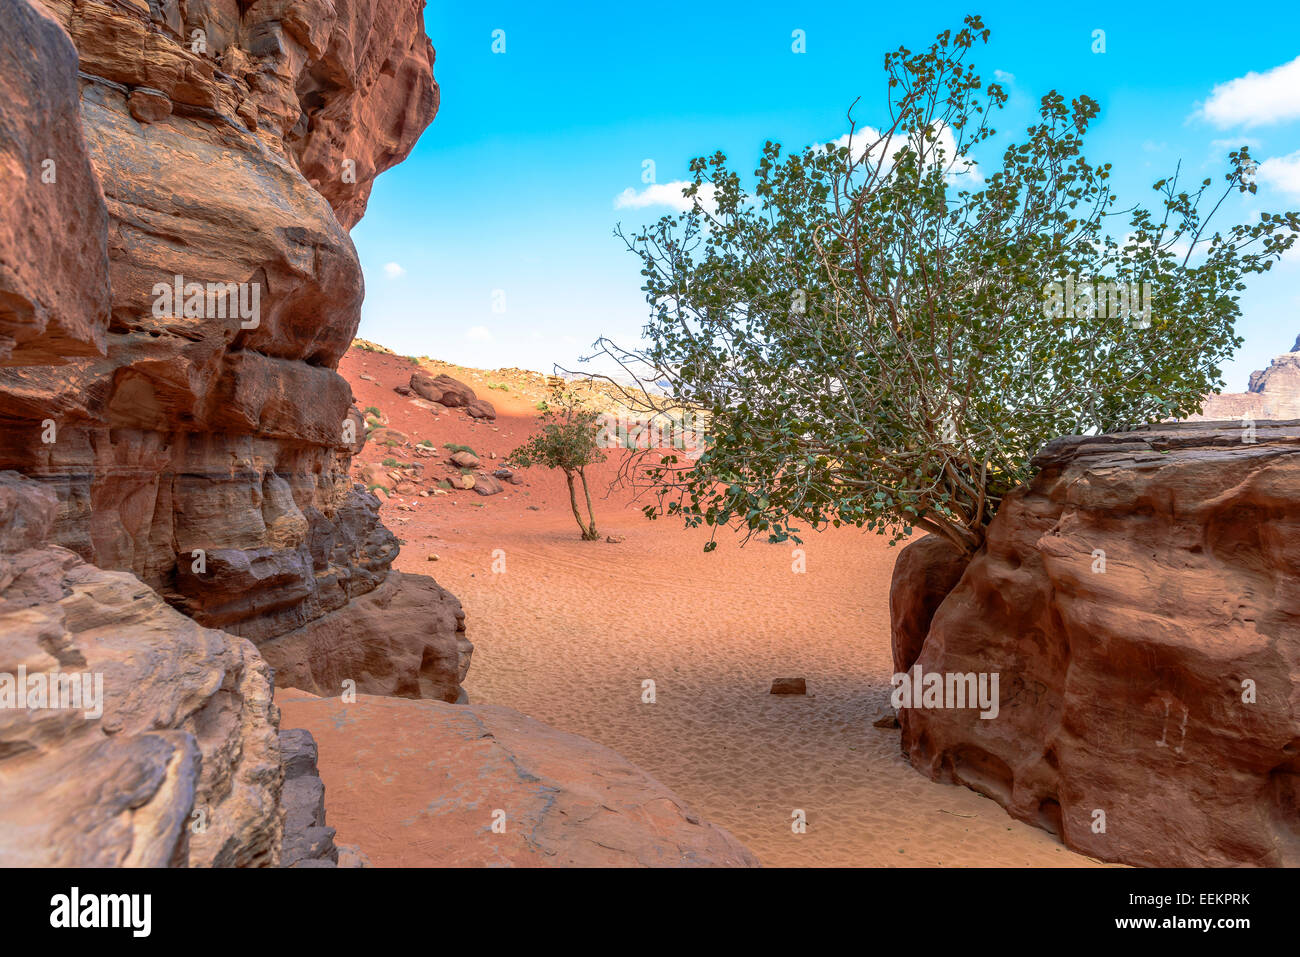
[258,569,472,703]
[278,691,762,867]
[893,421,1300,867]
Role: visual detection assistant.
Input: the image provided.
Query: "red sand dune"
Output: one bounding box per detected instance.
[317,345,1103,866]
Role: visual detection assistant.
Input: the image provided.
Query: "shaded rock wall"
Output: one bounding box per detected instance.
[0,0,467,700]
[0,471,282,866]
[892,421,1300,866]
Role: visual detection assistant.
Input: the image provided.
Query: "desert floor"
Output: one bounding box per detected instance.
[325,346,1100,867]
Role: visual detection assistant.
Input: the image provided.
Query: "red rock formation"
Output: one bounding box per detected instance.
[888,534,968,674]
[0,0,452,866]
[279,691,762,867]
[411,369,497,419]
[0,0,468,700]
[0,0,110,365]
[891,421,1300,866]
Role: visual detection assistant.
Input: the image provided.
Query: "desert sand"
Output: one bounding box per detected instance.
[298,346,1103,867]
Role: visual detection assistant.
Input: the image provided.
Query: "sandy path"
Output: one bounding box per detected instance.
[343,347,1101,867]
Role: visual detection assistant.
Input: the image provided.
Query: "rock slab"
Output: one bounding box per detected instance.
[278,691,761,867]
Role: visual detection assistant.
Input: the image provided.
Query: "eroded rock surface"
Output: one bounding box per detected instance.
[258,565,471,702]
[0,0,462,868]
[893,421,1300,867]
[0,471,282,866]
[278,691,762,867]
[0,0,465,699]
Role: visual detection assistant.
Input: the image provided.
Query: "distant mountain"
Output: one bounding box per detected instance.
[1189,337,1300,421]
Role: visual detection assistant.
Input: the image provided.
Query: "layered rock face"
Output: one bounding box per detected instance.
[0,0,460,867]
[0,0,110,365]
[1193,335,1300,421]
[0,471,282,866]
[892,422,1300,866]
[0,0,468,700]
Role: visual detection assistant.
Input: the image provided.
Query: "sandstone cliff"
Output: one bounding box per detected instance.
[0,470,283,866]
[0,0,452,866]
[1193,335,1300,421]
[0,0,469,700]
[891,421,1300,867]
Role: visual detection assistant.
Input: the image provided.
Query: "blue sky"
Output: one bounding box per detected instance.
[353,1,1300,390]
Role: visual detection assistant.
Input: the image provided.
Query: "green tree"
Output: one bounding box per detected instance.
[509,386,608,540]
[601,15,1299,555]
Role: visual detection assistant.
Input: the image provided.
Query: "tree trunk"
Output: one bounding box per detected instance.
[578,467,599,540]
[564,470,597,540]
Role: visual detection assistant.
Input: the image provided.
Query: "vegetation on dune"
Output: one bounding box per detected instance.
[509,385,608,541]
[599,14,1299,555]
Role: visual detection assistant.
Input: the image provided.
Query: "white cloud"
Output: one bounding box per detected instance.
[383,262,406,279]
[1199,55,1300,127]
[1257,150,1300,199]
[614,181,717,215]
[1210,137,1262,152]
[993,69,1015,85]
[821,122,981,184]
[463,325,492,342]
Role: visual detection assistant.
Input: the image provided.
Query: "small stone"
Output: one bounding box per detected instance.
[128,88,172,124]
[873,712,900,729]
[769,677,807,695]
[427,554,438,562]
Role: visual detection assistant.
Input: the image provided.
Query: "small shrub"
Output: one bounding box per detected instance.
[509,385,606,540]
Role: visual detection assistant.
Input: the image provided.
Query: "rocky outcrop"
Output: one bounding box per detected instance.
[258,566,471,702]
[1192,335,1300,421]
[892,421,1300,867]
[278,691,762,867]
[0,471,282,866]
[0,0,461,867]
[0,0,110,365]
[0,0,465,699]
[410,370,496,419]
